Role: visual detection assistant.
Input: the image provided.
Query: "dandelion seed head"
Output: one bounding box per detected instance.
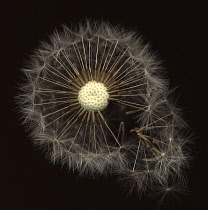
[16,20,190,204]
[78,80,109,111]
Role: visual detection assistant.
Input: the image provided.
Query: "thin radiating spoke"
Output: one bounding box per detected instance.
[35,88,71,94]
[111,94,147,97]
[133,140,141,171]
[112,57,131,77]
[73,43,86,73]
[52,54,75,78]
[115,99,146,107]
[95,36,99,71]
[35,100,70,106]
[81,111,91,153]
[143,135,177,147]
[68,121,84,152]
[98,39,107,71]
[101,41,112,72]
[92,111,97,154]
[107,49,128,73]
[108,83,147,93]
[44,102,70,111]
[145,125,173,130]
[57,108,85,139]
[110,99,147,109]
[97,112,111,154]
[115,64,144,84]
[42,105,70,118]
[88,39,92,76]
[45,108,76,128]
[40,96,71,101]
[38,76,70,89]
[98,111,121,147]
[44,64,72,82]
[60,50,79,77]
[80,122,88,153]
[109,76,146,90]
[104,41,118,72]
[81,37,88,70]
[144,113,173,128]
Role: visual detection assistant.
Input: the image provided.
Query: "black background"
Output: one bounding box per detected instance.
[1,0,208,209]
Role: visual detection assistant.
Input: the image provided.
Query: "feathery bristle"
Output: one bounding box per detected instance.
[16,20,190,204]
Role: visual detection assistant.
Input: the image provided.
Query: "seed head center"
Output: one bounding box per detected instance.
[78,81,109,112]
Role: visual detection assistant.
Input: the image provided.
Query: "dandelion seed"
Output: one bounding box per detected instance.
[17,20,190,203]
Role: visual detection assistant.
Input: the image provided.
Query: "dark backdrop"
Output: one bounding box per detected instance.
[1,1,207,209]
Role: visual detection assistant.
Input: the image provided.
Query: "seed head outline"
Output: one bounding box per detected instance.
[17,21,190,202]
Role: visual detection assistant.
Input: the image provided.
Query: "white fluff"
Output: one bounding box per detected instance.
[17,20,190,203]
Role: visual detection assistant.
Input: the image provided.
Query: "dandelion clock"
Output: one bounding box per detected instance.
[17,21,190,202]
